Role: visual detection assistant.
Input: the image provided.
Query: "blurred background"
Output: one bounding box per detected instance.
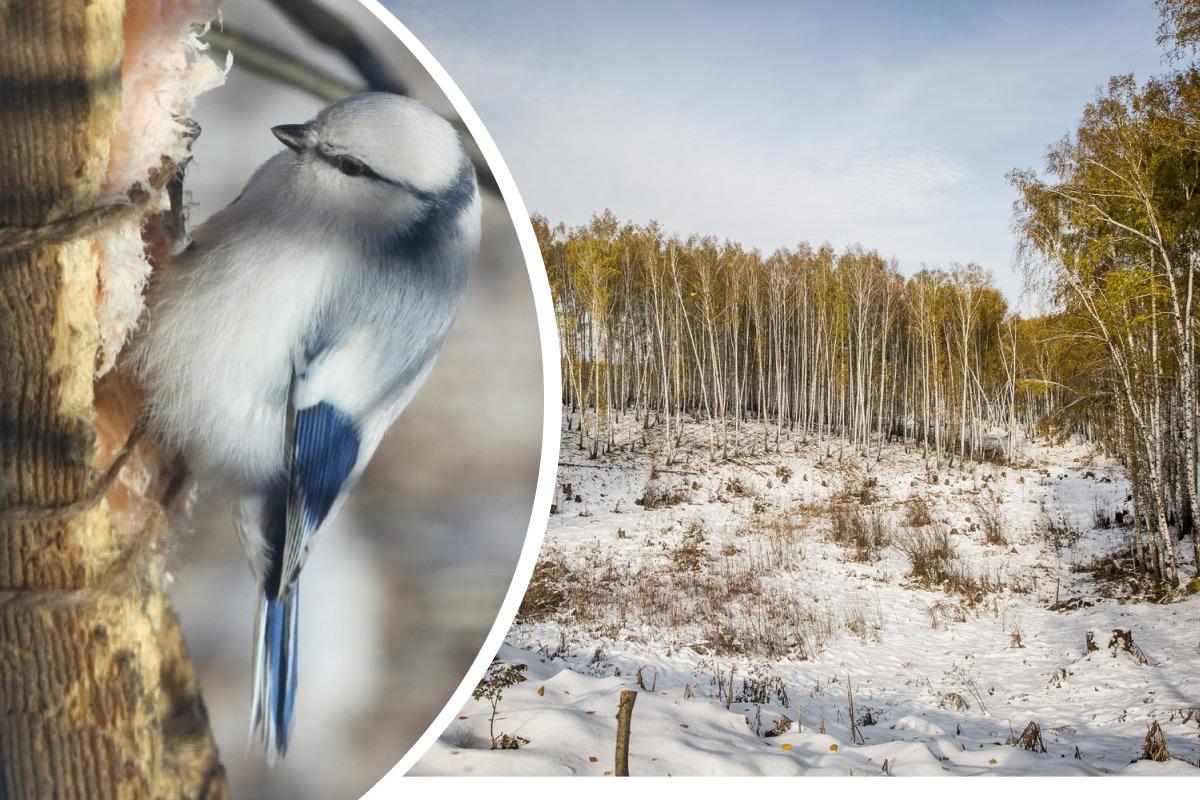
[166,2,544,797]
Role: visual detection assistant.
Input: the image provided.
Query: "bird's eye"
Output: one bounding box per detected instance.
[337,156,365,177]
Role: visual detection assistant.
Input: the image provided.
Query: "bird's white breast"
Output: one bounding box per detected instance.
[139,231,341,488]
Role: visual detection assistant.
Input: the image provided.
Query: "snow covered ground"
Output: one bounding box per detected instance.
[414,413,1200,776]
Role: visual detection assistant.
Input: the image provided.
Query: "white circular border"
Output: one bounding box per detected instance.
[347,0,561,792]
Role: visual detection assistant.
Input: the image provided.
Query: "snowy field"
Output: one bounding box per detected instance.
[414,413,1200,776]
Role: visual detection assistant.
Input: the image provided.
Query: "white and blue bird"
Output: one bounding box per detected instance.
[135,92,479,759]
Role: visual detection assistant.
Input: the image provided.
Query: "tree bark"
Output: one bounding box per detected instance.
[0,2,226,797]
[613,690,636,777]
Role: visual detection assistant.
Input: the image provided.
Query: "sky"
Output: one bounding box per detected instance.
[384,0,1168,306]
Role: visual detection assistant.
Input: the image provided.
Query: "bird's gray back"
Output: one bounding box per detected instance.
[297,178,479,430]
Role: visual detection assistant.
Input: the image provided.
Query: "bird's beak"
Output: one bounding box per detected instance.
[271,123,311,152]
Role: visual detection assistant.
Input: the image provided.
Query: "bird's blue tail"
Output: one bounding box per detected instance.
[252,585,299,762]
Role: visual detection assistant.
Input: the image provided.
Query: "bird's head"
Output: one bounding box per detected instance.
[271,92,476,231]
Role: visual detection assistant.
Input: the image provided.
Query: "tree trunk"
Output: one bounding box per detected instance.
[0,2,226,797]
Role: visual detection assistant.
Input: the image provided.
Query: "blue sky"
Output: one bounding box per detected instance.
[384,0,1166,305]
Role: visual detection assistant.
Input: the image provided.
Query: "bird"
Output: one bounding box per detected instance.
[133,92,479,760]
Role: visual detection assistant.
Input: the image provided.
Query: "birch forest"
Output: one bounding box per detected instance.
[539,3,1200,589]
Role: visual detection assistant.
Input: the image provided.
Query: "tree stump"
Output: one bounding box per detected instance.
[614,690,637,777]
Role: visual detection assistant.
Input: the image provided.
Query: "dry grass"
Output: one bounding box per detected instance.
[894,524,955,582]
[765,715,793,737]
[670,521,708,572]
[902,494,933,527]
[638,479,688,509]
[894,523,1000,601]
[1040,512,1083,552]
[835,470,880,505]
[829,507,892,562]
[843,596,884,643]
[513,506,877,661]
[724,475,754,498]
[517,556,572,622]
[972,498,1007,546]
[928,599,969,630]
[753,510,804,573]
[734,665,790,706]
[1108,628,1150,665]
[1008,721,1047,752]
[1141,721,1170,761]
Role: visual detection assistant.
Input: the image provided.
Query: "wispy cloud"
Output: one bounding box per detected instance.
[389,0,1164,301]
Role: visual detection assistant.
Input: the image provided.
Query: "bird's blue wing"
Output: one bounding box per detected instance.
[291,402,360,529]
[272,372,361,597]
[252,366,361,758]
